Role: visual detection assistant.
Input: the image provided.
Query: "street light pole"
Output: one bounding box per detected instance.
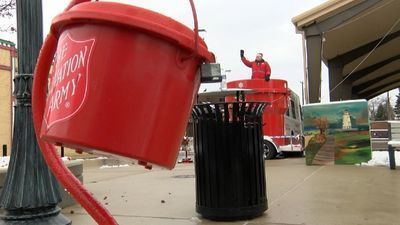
[0,0,70,224]
[300,81,304,105]
[220,69,231,90]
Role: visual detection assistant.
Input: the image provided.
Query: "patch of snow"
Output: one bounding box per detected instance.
[87,157,108,160]
[73,157,108,161]
[359,151,400,167]
[62,157,84,162]
[61,157,72,161]
[99,164,130,169]
[190,217,202,223]
[0,157,10,168]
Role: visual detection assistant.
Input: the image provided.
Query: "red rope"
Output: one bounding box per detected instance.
[188,0,199,54]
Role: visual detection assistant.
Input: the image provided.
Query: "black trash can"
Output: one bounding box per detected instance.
[192,102,268,221]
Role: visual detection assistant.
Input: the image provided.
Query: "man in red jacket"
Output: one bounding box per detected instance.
[240,49,271,81]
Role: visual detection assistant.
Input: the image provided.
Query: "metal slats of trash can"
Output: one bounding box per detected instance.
[192,102,267,221]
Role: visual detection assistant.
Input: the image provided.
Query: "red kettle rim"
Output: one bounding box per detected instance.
[51,1,215,62]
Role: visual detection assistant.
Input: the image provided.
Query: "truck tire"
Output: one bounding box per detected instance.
[263,141,277,160]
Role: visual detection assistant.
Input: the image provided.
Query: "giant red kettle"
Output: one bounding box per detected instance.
[35,1,214,169]
[32,0,214,224]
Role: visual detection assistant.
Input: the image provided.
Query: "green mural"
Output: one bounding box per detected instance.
[303,100,371,165]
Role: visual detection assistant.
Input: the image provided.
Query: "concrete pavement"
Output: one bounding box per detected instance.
[62,157,400,225]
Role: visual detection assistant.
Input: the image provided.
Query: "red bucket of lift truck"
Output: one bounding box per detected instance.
[38,1,214,169]
[227,79,290,146]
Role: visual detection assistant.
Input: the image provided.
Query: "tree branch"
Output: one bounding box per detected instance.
[0,0,16,18]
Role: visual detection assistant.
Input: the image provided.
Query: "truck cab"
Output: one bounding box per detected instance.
[264,91,303,159]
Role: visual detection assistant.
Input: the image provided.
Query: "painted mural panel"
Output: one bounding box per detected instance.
[303,100,371,165]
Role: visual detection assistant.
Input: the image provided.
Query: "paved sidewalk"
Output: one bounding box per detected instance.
[62,158,400,225]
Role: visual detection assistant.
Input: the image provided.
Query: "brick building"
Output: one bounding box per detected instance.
[0,39,17,155]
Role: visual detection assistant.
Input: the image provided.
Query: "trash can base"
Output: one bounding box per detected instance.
[196,202,267,221]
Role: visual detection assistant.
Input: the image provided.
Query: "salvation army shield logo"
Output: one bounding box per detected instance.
[44,33,95,129]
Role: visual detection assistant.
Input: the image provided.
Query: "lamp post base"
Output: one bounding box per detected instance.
[0,206,71,225]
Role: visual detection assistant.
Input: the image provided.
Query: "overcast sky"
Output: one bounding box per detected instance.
[1,0,337,102]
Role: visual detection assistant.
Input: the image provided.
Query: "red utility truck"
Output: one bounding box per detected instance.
[227,79,303,159]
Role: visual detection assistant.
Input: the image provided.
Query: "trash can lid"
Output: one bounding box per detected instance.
[51,1,215,62]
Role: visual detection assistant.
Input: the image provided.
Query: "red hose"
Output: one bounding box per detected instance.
[188,0,199,54]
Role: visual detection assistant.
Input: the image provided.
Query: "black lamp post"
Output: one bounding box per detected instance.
[0,0,71,224]
[300,81,305,106]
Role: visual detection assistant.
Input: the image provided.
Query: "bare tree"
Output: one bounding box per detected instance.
[394,88,400,120]
[0,0,15,16]
[0,0,16,33]
[314,117,328,143]
[368,98,379,120]
[369,95,395,121]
